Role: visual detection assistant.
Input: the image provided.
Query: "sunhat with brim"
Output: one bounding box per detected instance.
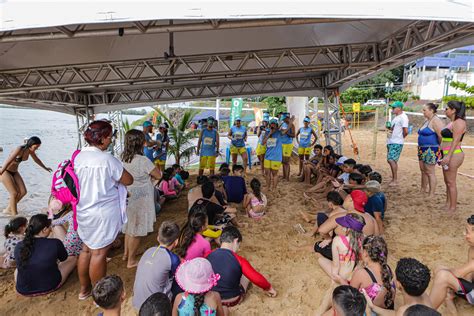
[303,117,311,123]
[336,156,348,166]
[175,258,220,294]
[335,215,365,232]
[364,180,381,193]
[390,101,404,108]
[350,190,368,212]
[143,121,153,127]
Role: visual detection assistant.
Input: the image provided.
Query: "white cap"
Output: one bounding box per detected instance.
[336,156,348,166]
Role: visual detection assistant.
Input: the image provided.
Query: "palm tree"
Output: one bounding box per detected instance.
[153,107,200,165]
[122,117,132,133]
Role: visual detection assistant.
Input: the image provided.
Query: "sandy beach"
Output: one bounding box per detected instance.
[0,129,473,315]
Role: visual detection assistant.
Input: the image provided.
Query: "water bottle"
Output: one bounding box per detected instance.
[385,121,392,129]
[442,165,449,171]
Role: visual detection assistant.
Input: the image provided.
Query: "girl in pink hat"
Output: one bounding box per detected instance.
[173,257,224,316]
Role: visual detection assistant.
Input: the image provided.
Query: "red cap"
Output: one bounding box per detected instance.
[350,190,368,212]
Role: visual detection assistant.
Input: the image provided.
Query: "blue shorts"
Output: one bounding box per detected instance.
[387,144,403,162]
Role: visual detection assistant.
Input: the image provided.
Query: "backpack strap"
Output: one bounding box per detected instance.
[70,150,81,166]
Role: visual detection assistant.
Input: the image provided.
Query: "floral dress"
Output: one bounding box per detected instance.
[2,234,23,268]
[52,212,83,256]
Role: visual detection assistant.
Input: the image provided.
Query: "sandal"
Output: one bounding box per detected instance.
[78,292,92,300]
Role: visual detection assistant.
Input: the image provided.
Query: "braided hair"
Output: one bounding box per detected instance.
[175,208,208,258]
[19,214,51,267]
[193,293,206,312]
[250,178,263,202]
[363,236,394,308]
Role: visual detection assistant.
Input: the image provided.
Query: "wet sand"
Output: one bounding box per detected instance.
[0,130,473,315]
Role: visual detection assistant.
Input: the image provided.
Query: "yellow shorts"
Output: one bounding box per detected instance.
[298,147,312,155]
[199,156,216,169]
[256,143,267,156]
[282,143,294,157]
[154,159,166,166]
[230,146,247,155]
[264,159,281,171]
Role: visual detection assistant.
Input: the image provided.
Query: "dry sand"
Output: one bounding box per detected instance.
[0,130,473,315]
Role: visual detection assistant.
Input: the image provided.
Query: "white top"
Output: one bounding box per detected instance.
[387,112,409,145]
[74,146,124,249]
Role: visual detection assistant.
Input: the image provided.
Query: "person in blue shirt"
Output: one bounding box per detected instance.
[296,116,318,177]
[143,121,158,163]
[228,117,248,171]
[256,114,270,175]
[263,119,284,191]
[154,124,170,171]
[279,113,296,181]
[364,180,386,235]
[197,117,220,176]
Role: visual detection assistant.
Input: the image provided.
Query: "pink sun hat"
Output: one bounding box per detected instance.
[175,258,220,294]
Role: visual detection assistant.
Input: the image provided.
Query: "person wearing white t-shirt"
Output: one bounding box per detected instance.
[386,101,409,186]
[74,120,134,300]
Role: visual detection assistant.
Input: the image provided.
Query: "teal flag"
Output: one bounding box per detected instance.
[230,98,243,126]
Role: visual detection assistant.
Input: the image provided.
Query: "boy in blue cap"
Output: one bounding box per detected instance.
[386,101,409,186]
[263,118,284,191]
[228,117,248,171]
[296,116,318,176]
[197,116,219,176]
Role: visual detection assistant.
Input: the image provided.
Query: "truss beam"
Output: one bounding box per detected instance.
[0,43,376,94]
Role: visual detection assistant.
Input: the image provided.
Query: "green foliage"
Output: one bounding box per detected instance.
[442,95,474,108]
[355,66,404,98]
[339,87,376,103]
[122,118,132,133]
[450,81,474,94]
[385,90,413,102]
[153,108,199,165]
[262,97,287,116]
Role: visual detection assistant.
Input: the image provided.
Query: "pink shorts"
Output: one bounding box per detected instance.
[248,209,265,219]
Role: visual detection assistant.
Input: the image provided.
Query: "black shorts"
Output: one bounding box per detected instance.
[455,278,474,304]
[314,241,333,260]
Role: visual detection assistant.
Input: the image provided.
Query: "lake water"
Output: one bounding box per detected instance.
[0,107,142,240]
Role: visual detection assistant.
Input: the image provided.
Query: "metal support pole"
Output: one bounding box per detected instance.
[371,107,379,160]
[323,90,342,155]
[216,99,220,122]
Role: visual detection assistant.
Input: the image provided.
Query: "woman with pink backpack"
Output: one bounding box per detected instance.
[73,120,134,300]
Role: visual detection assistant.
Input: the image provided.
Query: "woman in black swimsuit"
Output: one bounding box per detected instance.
[0,137,52,216]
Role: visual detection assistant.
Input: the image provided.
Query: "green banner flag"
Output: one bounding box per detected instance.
[230,98,243,126]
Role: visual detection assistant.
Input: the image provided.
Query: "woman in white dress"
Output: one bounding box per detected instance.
[74,120,133,300]
[121,129,162,268]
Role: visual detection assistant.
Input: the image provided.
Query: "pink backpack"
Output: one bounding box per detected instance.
[51,150,81,230]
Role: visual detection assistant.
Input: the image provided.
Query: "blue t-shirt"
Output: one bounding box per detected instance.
[299,127,313,148]
[223,176,247,203]
[264,130,283,162]
[174,174,185,186]
[364,193,385,219]
[154,133,169,161]
[280,122,294,144]
[200,128,218,157]
[230,126,247,147]
[143,133,155,162]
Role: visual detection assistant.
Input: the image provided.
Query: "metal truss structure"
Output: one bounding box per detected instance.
[323,91,342,154]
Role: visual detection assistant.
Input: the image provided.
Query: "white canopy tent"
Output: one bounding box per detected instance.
[1,0,473,152]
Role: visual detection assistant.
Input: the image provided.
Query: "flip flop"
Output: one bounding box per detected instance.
[78,292,92,301]
[293,224,306,234]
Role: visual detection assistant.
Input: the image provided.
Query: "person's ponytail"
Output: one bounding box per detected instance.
[4,217,28,239]
[18,214,51,267]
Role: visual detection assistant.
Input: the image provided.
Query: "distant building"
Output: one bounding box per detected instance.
[403,45,474,100]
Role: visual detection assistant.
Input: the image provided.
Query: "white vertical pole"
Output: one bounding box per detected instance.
[216,99,220,122]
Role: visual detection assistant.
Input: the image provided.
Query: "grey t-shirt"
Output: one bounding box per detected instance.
[132,246,180,309]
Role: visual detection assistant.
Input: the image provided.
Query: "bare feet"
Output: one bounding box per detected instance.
[78,288,92,300]
[127,261,139,269]
[388,181,399,187]
[299,211,312,223]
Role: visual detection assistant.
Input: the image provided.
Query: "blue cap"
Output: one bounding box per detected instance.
[235,116,241,121]
[207,116,215,122]
[143,121,152,127]
[269,118,278,124]
[390,101,404,108]
[303,117,310,123]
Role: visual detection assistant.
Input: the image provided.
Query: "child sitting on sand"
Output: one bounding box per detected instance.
[429,215,474,312]
[1,216,27,269]
[93,275,126,316]
[176,211,211,260]
[324,285,366,316]
[243,178,267,219]
[132,221,181,310]
[158,168,178,204]
[363,181,386,235]
[139,292,172,316]
[300,144,323,184]
[316,213,366,314]
[49,198,83,257]
[222,165,247,204]
[188,176,209,210]
[209,175,227,206]
[173,164,187,189]
[364,258,433,315]
[173,258,225,316]
[167,167,184,194]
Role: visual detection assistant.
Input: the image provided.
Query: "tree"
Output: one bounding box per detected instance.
[385,90,413,102]
[442,81,474,108]
[153,107,200,165]
[340,87,376,103]
[262,97,287,116]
